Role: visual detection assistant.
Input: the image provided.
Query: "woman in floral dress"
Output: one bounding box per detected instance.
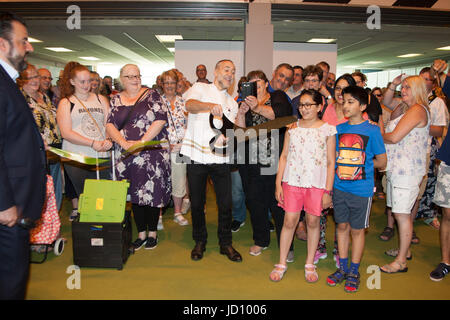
[106,64,171,251]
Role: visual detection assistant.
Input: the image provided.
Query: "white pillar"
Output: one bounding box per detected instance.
[245,3,273,78]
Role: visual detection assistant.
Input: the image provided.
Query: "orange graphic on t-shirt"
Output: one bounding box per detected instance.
[336,134,366,180]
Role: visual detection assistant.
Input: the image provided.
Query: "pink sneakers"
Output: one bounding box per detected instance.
[313,251,327,264]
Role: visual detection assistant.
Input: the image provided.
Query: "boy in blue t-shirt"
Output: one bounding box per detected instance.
[326,86,387,293]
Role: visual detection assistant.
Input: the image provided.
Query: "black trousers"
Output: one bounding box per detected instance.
[0,224,30,300]
[64,163,110,197]
[187,163,232,246]
[239,164,293,250]
[132,204,160,233]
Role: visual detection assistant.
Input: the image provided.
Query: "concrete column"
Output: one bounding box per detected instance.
[244,2,273,78]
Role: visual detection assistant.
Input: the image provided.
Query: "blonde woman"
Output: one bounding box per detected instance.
[380,76,430,273]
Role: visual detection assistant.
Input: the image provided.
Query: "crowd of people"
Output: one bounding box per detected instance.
[1,12,449,300]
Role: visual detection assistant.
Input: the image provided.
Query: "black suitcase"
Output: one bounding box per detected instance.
[72,211,133,270]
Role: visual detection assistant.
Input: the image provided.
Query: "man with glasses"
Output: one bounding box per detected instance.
[291,64,333,118]
[195,64,211,84]
[38,67,54,102]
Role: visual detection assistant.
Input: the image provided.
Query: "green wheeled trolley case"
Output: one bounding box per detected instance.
[72,176,134,270]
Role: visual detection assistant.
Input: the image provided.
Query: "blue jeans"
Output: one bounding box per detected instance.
[49,162,62,212]
[231,170,246,223]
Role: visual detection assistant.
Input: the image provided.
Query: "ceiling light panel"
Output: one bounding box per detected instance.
[155,35,183,43]
[307,38,336,43]
[397,53,423,58]
[45,47,73,52]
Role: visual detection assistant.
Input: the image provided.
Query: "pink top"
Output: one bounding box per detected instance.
[322,103,368,126]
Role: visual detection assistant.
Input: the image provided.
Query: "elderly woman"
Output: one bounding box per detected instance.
[380,76,430,273]
[160,69,189,226]
[106,64,171,251]
[18,64,63,211]
[56,62,112,221]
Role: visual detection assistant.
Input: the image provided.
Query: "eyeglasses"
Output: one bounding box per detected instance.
[40,76,53,81]
[123,75,141,80]
[25,75,40,80]
[298,103,317,109]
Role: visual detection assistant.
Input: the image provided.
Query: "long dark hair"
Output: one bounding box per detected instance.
[298,89,324,119]
[334,73,356,90]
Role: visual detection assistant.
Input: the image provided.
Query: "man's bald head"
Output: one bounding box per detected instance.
[38,68,52,91]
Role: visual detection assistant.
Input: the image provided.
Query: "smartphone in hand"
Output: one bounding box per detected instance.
[240,81,257,100]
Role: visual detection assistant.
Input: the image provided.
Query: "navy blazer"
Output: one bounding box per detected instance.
[0,63,47,221]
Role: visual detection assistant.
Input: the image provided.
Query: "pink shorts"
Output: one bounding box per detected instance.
[278,182,325,217]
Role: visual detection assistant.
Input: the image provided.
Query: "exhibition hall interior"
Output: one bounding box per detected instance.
[0,0,449,301]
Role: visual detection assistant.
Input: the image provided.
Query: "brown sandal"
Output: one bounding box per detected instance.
[379,226,394,241]
[380,261,408,274]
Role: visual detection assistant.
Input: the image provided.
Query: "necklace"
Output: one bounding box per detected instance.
[74,93,89,102]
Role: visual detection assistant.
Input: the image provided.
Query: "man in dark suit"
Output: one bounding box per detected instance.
[0,12,47,300]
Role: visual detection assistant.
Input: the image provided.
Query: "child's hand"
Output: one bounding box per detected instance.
[275,184,284,205]
[322,192,332,209]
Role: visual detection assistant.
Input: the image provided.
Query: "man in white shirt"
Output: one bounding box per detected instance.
[413,67,449,228]
[181,59,246,262]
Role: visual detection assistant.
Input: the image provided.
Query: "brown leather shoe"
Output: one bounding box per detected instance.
[191,242,206,261]
[220,245,242,262]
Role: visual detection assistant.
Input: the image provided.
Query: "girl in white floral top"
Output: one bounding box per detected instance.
[270,89,336,283]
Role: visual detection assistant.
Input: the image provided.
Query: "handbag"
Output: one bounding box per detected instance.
[30,175,61,245]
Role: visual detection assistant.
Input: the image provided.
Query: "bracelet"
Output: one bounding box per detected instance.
[324,190,333,196]
[388,86,396,91]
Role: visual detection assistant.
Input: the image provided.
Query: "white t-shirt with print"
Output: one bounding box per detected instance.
[428,95,449,152]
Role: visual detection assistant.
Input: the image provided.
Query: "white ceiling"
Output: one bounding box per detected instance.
[20,2,450,80]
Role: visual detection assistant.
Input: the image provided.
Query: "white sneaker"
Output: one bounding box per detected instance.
[69,209,78,222]
[157,216,164,230]
[287,250,295,263]
[181,199,191,214]
[174,213,189,226]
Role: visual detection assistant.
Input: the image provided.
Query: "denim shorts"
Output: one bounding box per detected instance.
[332,188,372,229]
